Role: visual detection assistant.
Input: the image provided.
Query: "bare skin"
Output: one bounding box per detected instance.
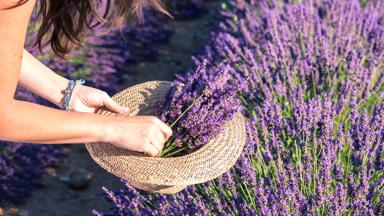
[0,0,172,157]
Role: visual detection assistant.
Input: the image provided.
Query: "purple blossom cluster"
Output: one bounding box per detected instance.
[158,60,242,153]
[97,0,384,215]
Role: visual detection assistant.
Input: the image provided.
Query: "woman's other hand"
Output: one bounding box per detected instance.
[103,116,173,157]
[69,84,129,114]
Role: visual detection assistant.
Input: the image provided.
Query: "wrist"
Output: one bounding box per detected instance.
[43,74,70,109]
[85,113,111,143]
[98,115,119,144]
[61,79,86,111]
[58,79,70,109]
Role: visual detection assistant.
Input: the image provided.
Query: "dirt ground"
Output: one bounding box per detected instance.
[2,3,218,216]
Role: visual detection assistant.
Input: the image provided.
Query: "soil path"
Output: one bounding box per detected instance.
[4,3,218,216]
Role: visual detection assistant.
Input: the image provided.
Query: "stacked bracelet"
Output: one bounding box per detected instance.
[63,79,86,111]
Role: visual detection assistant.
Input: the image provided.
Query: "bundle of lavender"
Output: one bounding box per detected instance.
[157,61,242,157]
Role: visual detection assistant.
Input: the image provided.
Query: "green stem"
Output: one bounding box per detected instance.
[170,94,204,128]
[161,146,189,158]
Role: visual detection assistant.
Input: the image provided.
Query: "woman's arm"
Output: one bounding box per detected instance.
[0,0,172,156]
[19,49,69,109]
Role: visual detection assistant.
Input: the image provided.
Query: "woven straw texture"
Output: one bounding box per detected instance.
[85,81,247,194]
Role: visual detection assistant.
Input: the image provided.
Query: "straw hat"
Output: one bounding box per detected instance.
[85,81,246,194]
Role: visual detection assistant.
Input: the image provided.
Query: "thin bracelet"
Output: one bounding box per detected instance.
[63,79,86,111]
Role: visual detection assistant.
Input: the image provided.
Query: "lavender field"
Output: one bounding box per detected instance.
[1,0,383,215]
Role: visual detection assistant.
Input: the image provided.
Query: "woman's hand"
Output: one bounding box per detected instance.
[104,116,173,157]
[68,84,129,114]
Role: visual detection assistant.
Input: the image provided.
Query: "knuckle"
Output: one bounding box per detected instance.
[101,91,109,98]
[146,125,157,134]
[146,148,156,157]
[167,128,173,136]
[143,143,151,151]
[140,131,151,143]
[149,116,159,124]
[142,134,151,144]
[149,123,157,131]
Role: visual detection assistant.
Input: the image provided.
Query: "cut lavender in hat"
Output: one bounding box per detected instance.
[157,60,242,157]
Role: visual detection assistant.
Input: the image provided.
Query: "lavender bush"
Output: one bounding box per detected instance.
[97,0,384,215]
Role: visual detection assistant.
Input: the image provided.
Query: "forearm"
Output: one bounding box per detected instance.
[0,98,111,144]
[18,49,69,108]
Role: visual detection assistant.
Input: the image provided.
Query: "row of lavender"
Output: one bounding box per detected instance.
[98,0,384,215]
[0,1,208,207]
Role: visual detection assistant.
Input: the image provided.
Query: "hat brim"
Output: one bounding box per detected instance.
[85,81,246,193]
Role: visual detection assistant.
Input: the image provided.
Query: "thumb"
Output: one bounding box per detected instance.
[103,95,129,114]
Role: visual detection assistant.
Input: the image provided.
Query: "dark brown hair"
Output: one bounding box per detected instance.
[9,0,170,57]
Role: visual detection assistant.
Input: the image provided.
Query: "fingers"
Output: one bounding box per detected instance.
[153,129,166,150]
[144,140,162,157]
[109,116,172,157]
[155,129,166,144]
[145,124,166,157]
[151,117,173,140]
[103,94,129,114]
[143,120,169,157]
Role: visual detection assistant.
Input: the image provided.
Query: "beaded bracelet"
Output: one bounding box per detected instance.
[63,79,86,111]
